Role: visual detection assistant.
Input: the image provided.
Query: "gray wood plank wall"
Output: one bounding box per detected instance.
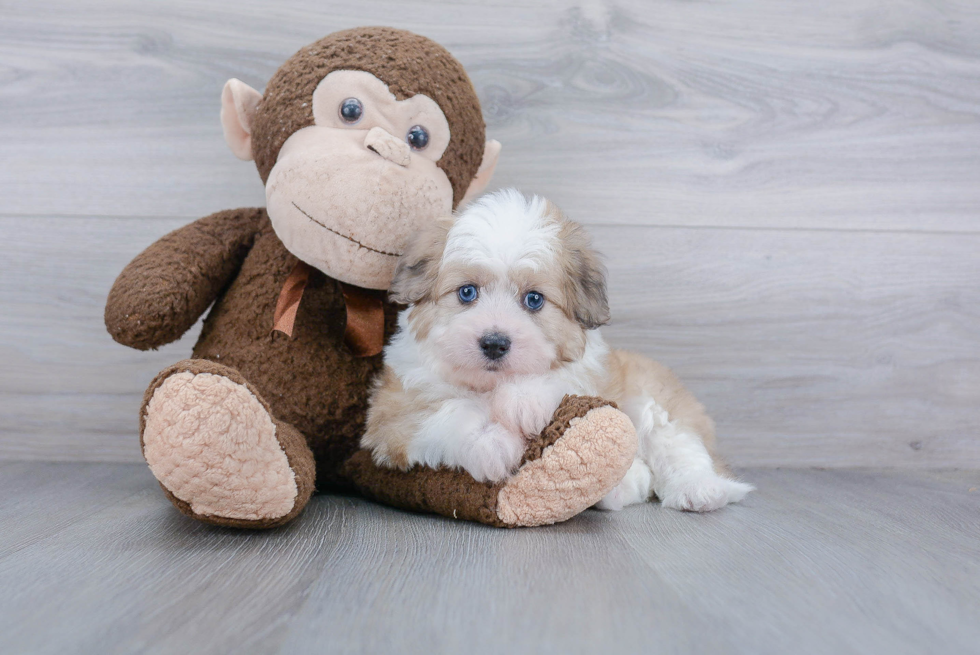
[1,0,978,467]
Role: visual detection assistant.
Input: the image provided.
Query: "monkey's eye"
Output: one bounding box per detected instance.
[339,98,363,124]
[407,125,429,151]
[457,284,478,304]
[523,291,545,311]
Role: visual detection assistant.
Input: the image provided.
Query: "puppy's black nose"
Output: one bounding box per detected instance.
[479,332,511,361]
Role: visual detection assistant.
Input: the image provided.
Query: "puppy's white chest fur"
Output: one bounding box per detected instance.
[367,312,609,482]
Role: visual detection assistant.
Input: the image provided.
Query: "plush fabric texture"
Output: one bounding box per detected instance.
[518,395,616,465]
[105,208,266,351]
[143,372,298,522]
[189,210,400,489]
[116,213,636,528]
[106,28,637,530]
[363,125,411,166]
[344,395,629,527]
[344,450,506,526]
[221,78,262,161]
[262,76,455,289]
[250,26,486,207]
[497,405,638,527]
[140,359,316,529]
[109,209,400,491]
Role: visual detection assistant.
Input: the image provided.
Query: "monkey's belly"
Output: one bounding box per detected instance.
[190,223,397,489]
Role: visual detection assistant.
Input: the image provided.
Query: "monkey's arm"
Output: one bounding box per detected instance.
[345,396,637,527]
[105,207,265,350]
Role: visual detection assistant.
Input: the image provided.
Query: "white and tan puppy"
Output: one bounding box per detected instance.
[362,189,752,512]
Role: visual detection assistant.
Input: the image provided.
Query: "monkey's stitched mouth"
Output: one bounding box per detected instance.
[292,202,402,258]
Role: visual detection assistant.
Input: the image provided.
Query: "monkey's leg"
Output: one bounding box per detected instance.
[344,396,637,527]
[140,359,315,529]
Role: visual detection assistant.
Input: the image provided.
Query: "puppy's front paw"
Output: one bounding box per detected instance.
[460,423,525,483]
[659,472,754,513]
[491,383,562,438]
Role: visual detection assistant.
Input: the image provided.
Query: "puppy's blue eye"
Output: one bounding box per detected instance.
[523,291,545,311]
[457,284,478,303]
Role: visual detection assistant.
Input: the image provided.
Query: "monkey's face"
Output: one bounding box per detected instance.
[263,71,455,290]
[221,29,499,290]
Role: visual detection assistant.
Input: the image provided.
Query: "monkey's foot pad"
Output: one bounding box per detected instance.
[496,402,638,526]
[142,368,303,526]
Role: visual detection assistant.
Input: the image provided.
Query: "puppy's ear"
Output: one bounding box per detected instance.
[555,211,610,329]
[389,219,450,305]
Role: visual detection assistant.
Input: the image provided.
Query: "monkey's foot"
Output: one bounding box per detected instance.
[141,360,315,529]
[345,396,638,527]
[494,396,637,526]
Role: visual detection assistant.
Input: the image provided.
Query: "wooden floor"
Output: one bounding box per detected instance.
[1,462,977,655]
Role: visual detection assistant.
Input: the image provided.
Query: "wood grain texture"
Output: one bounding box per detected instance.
[2,216,977,466]
[1,463,978,654]
[1,0,979,466]
[1,0,979,230]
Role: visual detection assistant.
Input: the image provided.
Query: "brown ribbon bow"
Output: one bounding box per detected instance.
[272,260,385,358]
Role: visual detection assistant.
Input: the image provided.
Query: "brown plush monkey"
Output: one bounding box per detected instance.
[105,27,637,529]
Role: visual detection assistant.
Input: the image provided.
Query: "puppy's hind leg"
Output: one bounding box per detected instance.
[624,398,753,512]
[594,458,654,511]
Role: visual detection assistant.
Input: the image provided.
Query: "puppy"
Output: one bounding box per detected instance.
[362,189,752,512]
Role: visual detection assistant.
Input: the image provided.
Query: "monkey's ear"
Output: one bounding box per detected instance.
[220,78,262,161]
[460,140,501,206]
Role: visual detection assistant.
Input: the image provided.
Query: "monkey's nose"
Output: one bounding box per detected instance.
[364,126,411,167]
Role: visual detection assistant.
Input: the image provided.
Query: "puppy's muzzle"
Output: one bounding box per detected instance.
[479,332,511,361]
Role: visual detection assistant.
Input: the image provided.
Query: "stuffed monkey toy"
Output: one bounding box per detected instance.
[105,27,637,529]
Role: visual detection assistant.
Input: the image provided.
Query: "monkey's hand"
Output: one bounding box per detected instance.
[105,207,265,350]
